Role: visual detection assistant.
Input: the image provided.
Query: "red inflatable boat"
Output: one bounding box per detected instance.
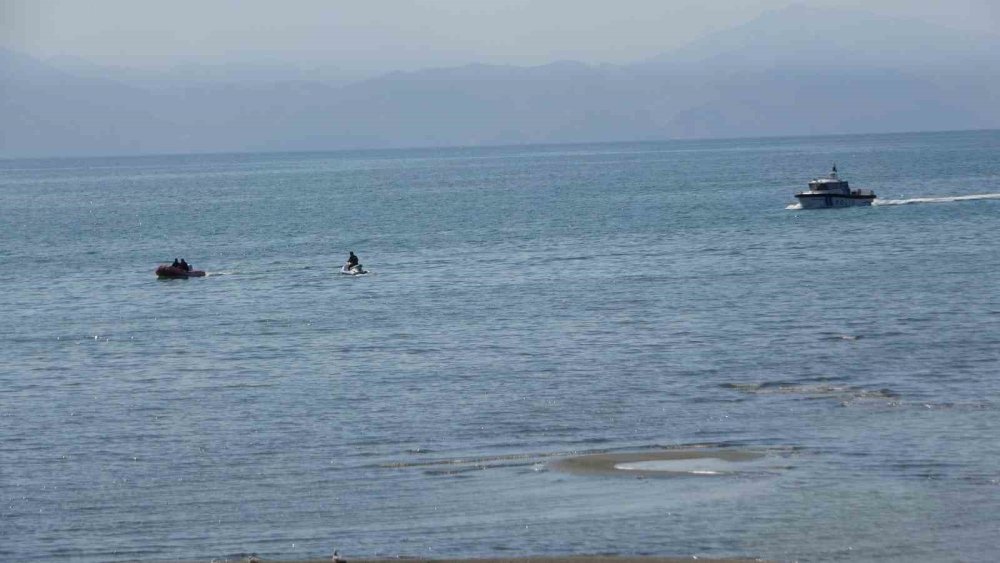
[155,265,206,279]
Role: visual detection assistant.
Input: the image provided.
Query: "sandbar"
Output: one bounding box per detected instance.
[549,449,764,477]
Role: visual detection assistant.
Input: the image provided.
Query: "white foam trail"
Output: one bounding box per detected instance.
[785,202,802,210]
[873,193,1000,206]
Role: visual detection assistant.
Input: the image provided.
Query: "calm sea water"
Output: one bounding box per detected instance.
[2,130,999,562]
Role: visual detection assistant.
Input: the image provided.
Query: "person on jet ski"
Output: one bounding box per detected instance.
[347,251,359,268]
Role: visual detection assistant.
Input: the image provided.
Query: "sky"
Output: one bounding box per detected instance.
[2,0,998,75]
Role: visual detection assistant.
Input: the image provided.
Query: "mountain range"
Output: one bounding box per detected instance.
[3,5,999,158]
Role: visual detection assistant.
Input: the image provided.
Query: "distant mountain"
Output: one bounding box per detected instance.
[641,4,1000,138]
[2,5,999,157]
[264,61,665,151]
[47,55,362,86]
[664,68,986,139]
[645,4,1000,71]
[0,48,177,156]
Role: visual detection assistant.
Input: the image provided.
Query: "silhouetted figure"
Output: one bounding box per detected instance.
[172,258,181,268]
[347,251,359,268]
[179,258,191,272]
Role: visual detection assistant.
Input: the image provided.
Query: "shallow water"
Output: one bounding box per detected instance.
[2,130,1000,562]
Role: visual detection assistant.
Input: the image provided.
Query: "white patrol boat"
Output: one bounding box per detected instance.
[795,165,876,209]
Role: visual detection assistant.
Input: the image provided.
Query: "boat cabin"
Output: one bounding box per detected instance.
[807,166,850,194]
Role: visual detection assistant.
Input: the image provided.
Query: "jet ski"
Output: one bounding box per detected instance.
[340,263,368,275]
[156,264,206,279]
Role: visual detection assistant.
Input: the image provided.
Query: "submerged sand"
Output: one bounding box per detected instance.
[152,451,775,563]
[548,449,764,477]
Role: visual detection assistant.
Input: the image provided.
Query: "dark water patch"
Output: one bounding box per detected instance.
[28,365,74,373]
[192,382,279,391]
[547,254,597,262]
[691,395,747,404]
[347,437,411,447]
[693,428,755,439]
[566,437,613,445]
[379,452,546,470]
[796,374,853,383]
[401,347,442,356]
[423,466,491,476]
[961,475,1000,486]
[721,381,899,403]
[819,332,864,341]
[130,377,171,384]
[3,382,48,392]
[918,400,996,411]
[174,365,219,374]
[719,381,790,393]
[883,460,972,481]
[420,460,542,475]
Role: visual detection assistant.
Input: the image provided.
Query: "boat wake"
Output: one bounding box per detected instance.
[873,193,1000,206]
[788,193,1000,209]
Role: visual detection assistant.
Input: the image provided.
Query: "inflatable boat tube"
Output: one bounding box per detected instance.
[156,265,206,279]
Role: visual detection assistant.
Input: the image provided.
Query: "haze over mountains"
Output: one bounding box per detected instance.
[3,5,999,158]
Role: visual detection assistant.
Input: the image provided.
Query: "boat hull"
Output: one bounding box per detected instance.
[795,193,876,209]
[156,265,206,278]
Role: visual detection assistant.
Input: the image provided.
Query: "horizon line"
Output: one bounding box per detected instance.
[2,127,997,163]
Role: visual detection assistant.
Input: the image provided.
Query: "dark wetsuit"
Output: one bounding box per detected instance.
[347,253,359,267]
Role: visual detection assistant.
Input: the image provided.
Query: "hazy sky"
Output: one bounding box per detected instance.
[3,0,998,73]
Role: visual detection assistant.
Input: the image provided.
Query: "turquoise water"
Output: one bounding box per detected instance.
[2,130,999,562]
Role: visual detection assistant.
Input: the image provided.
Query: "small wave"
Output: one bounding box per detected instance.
[548,255,596,262]
[874,193,1000,206]
[820,333,863,341]
[722,381,897,401]
[919,400,996,411]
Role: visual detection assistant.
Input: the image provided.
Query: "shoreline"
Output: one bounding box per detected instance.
[149,556,769,563]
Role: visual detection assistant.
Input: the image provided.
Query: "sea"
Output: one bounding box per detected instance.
[2,129,999,562]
